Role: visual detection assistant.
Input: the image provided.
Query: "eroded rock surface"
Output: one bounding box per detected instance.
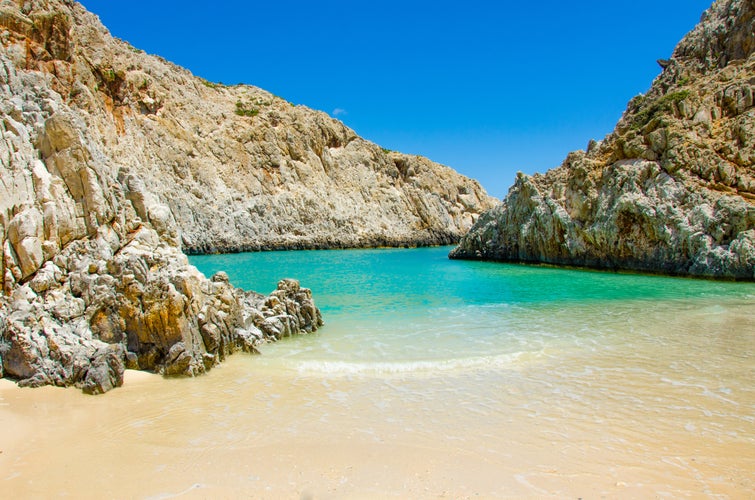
[1,0,493,257]
[452,0,755,280]
[0,219,322,393]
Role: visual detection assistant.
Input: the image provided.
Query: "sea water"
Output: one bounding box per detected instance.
[1,246,753,498]
[191,246,753,374]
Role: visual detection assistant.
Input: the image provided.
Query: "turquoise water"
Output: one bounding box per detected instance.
[190,246,755,372]
[191,246,754,308]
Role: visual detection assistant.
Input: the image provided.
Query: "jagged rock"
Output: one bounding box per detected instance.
[81,344,125,395]
[0,221,324,391]
[0,0,490,392]
[452,0,755,280]
[3,0,494,259]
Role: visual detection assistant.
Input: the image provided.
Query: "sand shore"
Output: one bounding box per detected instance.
[1,354,752,498]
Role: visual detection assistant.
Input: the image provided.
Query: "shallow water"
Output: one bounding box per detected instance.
[1,246,754,498]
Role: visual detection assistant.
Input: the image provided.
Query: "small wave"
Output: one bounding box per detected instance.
[294,351,539,376]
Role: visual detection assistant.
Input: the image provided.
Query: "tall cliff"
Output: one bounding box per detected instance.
[0,0,492,391]
[452,0,755,280]
[3,0,494,256]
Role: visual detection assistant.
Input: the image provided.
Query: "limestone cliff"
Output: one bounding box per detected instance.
[0,0,493,391]
[452,0,755,280]
[2,0,493,256]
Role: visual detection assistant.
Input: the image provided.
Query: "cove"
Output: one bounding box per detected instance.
[1,246,753,498]
[190,246,755,371]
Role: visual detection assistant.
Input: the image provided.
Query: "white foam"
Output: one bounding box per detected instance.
[294,351,540,376]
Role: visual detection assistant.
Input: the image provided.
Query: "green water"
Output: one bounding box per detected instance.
[191,246,754,307]
[190,246,755,373]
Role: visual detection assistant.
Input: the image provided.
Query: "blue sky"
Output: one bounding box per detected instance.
[78,1,712,198]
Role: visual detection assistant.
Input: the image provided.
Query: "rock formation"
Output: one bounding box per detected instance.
[0,0,493,392]
[451,0,755,280]
[1,1,493,256]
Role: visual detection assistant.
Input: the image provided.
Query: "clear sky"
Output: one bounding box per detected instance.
[78,0,712,198]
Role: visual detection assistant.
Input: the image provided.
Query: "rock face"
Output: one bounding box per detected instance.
[0,0,490,392]
[2,1,494,257]
[0,205,323,393]
[451,0,755,280]
[1,229,323,392]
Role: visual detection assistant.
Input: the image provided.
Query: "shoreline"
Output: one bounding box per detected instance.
[181,237,463,256]
[448,251,755,283]
[1,351,752,498]
[0,369,161,391]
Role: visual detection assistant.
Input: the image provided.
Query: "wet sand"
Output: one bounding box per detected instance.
[2,349,753,499]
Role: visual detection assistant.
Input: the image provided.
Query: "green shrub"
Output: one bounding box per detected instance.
[631,90,690,129]
[201,79,221,89]
[235,101,259,117]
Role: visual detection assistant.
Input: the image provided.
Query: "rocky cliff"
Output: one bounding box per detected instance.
[451,0,755,280]
[2,0,494,256]
[0,0,492,391]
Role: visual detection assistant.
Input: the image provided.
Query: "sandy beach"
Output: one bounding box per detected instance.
[2,348,753,499]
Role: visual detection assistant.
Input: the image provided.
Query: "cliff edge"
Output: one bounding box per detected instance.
[451,0,754,280]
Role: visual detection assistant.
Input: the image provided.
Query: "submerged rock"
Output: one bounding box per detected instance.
[452,0,755,280]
